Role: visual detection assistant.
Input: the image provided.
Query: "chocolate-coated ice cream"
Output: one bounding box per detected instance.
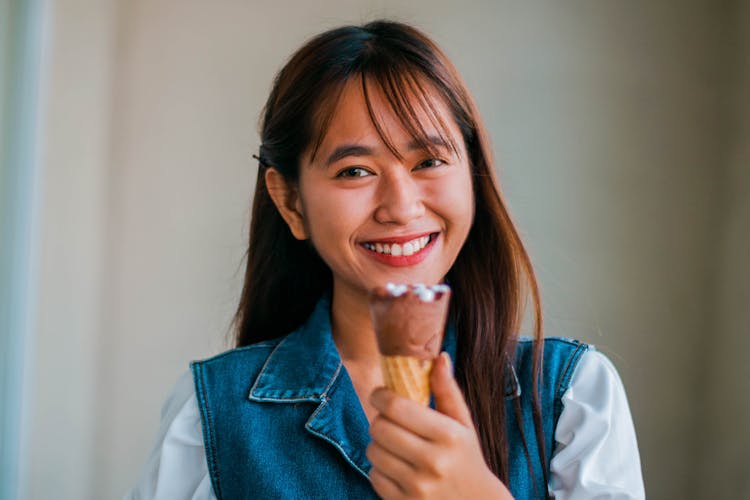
[369,283,451,360]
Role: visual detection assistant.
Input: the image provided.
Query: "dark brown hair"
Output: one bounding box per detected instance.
[234,20,546,490]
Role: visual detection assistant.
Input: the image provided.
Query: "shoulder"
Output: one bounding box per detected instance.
[571,348,624,385]
[564,348,631,413]
[191,339,281,368]
[515,335,591,355]
[190,339,281,382]
[516,335,590,351]
[189,339,285,413]
[516,337,627,396]
[515,336,592,393]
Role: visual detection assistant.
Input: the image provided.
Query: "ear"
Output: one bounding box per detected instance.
[265,167,308,240]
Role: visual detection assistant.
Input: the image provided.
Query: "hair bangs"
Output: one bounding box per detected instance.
[307,64,462,166]
[362,65,461,162]
[306,78,349,166]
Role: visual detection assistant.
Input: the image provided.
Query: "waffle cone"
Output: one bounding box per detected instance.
[380,355,434,406]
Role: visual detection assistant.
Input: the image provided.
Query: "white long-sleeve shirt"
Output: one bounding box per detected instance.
[126,349,645,499]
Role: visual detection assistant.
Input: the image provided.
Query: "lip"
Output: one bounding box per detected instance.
[358,232,439,268]
[360,231,436,245]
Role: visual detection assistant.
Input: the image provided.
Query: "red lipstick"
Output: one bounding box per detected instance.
[359,233,439,267]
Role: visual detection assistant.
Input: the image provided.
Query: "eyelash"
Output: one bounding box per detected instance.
[335,158,446,178]
[415,158,445,169]
[336,167,371,178]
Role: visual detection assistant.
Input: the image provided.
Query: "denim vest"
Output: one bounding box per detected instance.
[191,294,589,499]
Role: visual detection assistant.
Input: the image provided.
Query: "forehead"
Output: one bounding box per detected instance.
[307,76,462,164]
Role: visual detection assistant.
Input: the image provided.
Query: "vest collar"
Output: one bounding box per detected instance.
[248,293,342,402]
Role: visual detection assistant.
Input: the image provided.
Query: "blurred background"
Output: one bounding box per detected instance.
[1,0,748,498]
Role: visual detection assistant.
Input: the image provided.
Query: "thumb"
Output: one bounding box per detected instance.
[431,352,474,428]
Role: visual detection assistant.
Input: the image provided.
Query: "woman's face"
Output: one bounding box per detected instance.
[284,78,474,300]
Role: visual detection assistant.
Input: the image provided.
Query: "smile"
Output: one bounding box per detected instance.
[362,234,434,256]
[359,232,439,267]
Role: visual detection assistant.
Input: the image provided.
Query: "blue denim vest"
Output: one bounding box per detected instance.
[191,294,589,499]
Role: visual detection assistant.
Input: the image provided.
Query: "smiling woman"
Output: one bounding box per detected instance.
[127,19,644,500]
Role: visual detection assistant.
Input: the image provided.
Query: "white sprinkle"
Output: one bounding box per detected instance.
[385,282,408,297]
[416,289,436,302]
[383,282,449,299]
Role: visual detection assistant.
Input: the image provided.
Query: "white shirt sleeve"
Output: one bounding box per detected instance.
[548,349,645,499]
[125,370,216,500]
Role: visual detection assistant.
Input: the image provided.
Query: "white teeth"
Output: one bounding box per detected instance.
[365,234,434,256]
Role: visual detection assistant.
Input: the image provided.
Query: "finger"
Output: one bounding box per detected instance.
[430,352,474,428]
[369,466,405,500]
[370,386,462,441]
[366,441,416,484]
[368,414,431,466]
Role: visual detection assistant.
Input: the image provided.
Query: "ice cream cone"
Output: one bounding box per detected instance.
[369,283,451,406]
[380,355,434,406]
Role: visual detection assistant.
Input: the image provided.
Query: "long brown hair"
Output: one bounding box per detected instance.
[234,20,546,489]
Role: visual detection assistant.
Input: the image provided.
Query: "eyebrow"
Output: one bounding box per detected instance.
[323,135,452,168]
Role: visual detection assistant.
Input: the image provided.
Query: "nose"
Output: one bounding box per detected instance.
[373,169,425,225]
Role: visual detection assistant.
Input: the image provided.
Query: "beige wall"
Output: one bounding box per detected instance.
[26,1,747,499]
[697,1,750,498]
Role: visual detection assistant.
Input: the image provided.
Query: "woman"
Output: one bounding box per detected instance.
[128,20,644,499]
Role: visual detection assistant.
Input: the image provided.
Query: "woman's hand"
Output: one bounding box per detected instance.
[367,352,514,499]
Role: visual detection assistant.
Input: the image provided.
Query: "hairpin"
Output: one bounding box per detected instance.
[252,154,269,168]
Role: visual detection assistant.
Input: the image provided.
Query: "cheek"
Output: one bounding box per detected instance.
[427,170,475,231]
[301,184,373,247]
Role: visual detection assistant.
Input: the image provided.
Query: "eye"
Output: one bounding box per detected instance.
[336,167,372,178]
[415,158,445,170]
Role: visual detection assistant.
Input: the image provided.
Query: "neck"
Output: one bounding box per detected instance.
[330,280,380,364]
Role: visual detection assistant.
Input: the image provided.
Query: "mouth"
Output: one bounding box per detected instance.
[359,232,439,267]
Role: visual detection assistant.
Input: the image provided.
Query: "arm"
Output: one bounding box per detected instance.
[549,350,645,499]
